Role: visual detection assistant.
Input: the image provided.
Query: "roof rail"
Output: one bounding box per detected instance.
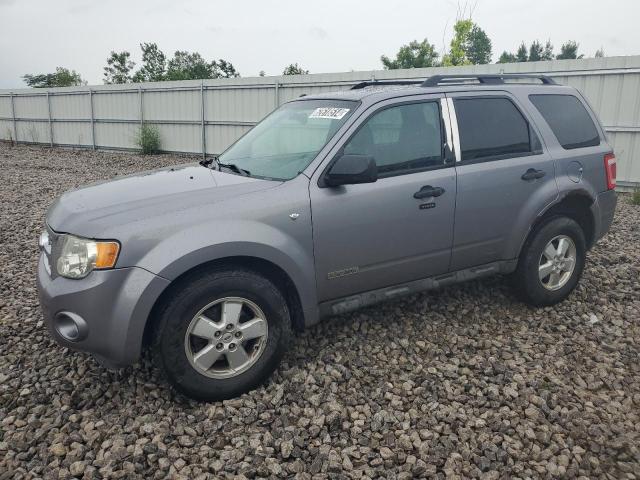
[351,80,423,90]
[421,74,558,87]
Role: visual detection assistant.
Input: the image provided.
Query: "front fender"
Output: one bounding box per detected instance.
[135,219,319,326]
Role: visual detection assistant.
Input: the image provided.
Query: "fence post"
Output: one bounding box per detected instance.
[89,89,96,150]
[201,80,206,158]
[46,91,53,147]
[10,92,17,144]
[274,80,280,107]
[138,86,144,127]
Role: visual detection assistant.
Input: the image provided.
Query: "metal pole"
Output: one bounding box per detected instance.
[46,91,53,147]
[89,89,96,150]
[274,80,280,107]
[10,92,17,144]
[200,80,206,158]
[139,86,144,127]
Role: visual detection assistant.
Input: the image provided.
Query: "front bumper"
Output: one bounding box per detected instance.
[36,253,170,367]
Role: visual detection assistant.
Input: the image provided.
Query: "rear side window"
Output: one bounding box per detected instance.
[454,97,535,162]
[529,94,600,149]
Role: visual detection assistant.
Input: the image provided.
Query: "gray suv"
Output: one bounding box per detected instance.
[37,74,617,400]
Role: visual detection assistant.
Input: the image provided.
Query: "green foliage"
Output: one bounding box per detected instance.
[498,51,517,63]
[282,63,310,75]
[442,20,492,66]
[632,188,640,206]
[104,51,135,84]
[465,25,492,64]
[166,51,214,80]
[529,40,543,62]
[557,41,583,60]
[135,123,161,154]
[133,43,166,83]
[22,67,85,88]
[259,70,266,77]
[216,59,240,78]
[381,39,439,69]
[595,48,605,58]
[516,43,528,62]
[541,40,555,61]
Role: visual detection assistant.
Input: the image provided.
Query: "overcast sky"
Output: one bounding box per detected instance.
[1,0,639,89]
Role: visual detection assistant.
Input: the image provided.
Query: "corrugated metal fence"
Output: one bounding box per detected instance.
[1,56,639,187]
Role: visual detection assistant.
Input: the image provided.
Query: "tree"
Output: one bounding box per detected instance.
[104,51,135,84]
[497,51,517,63]
[259,70,266,77]
[529,40,543,62]
[22,67,85,88]
[595,48,605,58]
[516,42,528,62]
[215,59,240,78]
[282,63,309,75]
[381,38,439,69]
[442,19,473,66]
[541,40,554,61]
[465,24,492,64]
[166,51,215,80]
[133,43,166,83]
[557,41,583,60]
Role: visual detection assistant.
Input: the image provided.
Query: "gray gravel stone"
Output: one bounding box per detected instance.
[1,144,639,478]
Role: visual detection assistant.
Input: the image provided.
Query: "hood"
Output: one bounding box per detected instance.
[47,163,281,236]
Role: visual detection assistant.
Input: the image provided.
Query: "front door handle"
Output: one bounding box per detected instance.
[414,185,445,199]
[521,168,546,181]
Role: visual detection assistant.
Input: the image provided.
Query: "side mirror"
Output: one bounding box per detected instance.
[324,154,377,187]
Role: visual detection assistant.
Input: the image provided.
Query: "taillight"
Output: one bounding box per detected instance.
[604,153,616,190]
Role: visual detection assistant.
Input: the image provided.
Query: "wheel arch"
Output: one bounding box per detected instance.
[518,191,596,259]
[142,255,309,349]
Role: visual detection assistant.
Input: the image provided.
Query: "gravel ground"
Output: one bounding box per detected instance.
[0,143,639,480]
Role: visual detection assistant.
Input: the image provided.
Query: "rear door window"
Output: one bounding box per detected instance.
[453,97,535,162]
[529,94,600,149]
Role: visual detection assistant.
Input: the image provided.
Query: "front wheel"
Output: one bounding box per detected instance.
[514,216,586,306]
[152,268,291,401]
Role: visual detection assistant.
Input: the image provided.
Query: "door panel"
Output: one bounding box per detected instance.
[448,93,558,271]
[309,96,456,302]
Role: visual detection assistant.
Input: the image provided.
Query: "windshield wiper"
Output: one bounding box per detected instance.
[199,156,219,169]
[217,161,251,176]
[199,156,250,176]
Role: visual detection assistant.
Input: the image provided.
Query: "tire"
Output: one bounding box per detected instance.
[514,216,586,306]
[152,267,291,401]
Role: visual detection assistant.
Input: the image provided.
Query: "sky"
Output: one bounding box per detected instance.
[1,0,639,89]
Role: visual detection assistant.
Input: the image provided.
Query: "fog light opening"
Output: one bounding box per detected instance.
[54,312,88,342]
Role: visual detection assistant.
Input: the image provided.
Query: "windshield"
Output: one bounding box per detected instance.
[218,99,358,180]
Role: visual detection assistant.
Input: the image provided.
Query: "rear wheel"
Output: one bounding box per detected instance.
[514,216,586,306]
[152,268,291,401]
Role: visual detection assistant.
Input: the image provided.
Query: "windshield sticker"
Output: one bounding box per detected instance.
[309,107,350,120]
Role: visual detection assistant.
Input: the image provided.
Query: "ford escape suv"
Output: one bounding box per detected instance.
[37,74,617,401]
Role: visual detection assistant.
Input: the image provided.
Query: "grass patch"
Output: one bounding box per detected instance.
[135,123,161,155]
[632,188,640,206]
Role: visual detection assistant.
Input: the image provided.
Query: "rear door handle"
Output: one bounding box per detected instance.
[414,185,445,199]
[521,168,546,181]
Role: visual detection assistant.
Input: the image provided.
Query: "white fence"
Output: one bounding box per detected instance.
[1,56,639,187]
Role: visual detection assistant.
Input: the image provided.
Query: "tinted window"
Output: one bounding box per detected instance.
[343,102,443,177]
[530,94,600,149]
[454,97,533,162]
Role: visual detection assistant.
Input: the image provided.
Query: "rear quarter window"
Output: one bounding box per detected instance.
[529,94,600,149]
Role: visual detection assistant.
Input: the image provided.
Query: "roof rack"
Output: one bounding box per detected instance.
[422,74,557,87]
[351,80,423,90]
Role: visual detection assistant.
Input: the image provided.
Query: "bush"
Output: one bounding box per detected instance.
[632,188,640,206]
[135,123,161,154]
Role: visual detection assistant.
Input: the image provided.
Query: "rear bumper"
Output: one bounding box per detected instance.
[592,189,617,244]
[36,254,170,367]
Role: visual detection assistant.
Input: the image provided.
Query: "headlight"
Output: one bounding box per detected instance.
[56,234,120,279]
